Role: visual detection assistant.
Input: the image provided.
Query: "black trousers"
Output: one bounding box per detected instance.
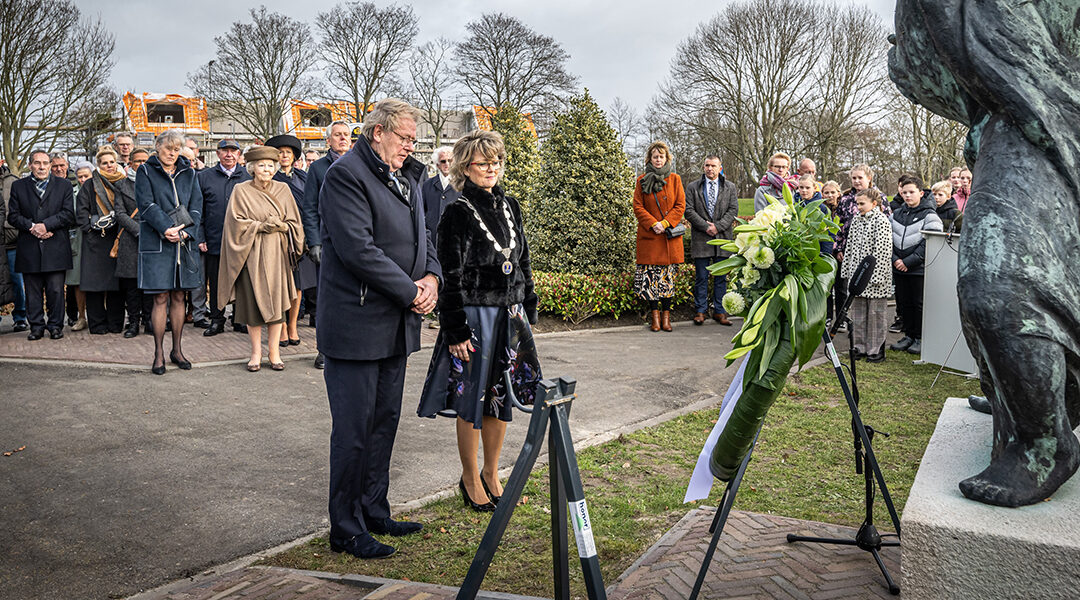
[66,284,79,323]
[85,289,125,333]
[204,253,225,323]
[118,277,141,326]
[894,273,925,340]
[324,354,407,539]
[303,285,318,319]
[24,271,65,333]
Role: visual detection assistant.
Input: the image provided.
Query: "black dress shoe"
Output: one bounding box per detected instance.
[480,474,502,506]
[13,321,29,332]
[124,324,139,338]
[314,352,324,369]
[278,339,289,348]
[193,318,211,329]
[368,517,423,537]
[329,533,395,559]
[203,321,225,337]
[27,329,44,341]
[49,329,64,340]
[889,336,915,352]
[459,478,496,512]
[232,322,248,334]
[169,351,192,370]
[151,362,166,375]
[144,323,153,334]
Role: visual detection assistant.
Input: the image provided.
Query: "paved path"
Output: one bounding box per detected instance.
[134,507,901,600]
[5,317,832,599]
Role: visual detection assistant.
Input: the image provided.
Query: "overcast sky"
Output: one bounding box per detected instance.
[92,0,896,113]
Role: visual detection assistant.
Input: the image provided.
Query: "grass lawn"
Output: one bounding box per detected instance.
[738,197,755,215]
[260,353,981,597]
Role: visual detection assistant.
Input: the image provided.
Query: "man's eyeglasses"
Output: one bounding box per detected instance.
[469,161,503,171]
[387,128,417,147]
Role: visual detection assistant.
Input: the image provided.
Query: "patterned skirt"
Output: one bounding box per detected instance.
[418,304,543,428]
[634,264,677,301]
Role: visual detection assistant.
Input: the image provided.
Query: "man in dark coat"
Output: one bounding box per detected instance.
[2,159,27,331]
[6,150,75,339]
[683,155,738,325]
[420,146,460,251]
[317,99,441,559]
[302,120,353,369]
[198,139,251,336]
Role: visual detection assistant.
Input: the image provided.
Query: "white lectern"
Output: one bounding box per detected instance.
[920,231,977,374]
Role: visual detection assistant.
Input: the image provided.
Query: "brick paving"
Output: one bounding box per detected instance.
[140,508,899,600]
[607,508,900,600]
[0,319,438,366]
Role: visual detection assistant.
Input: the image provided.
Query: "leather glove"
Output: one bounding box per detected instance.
[307,244,322,265]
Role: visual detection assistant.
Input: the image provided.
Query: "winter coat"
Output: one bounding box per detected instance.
[315,136,441,361]
[218,180,304,322]
[840,208,893,298]
[0,193,12,304]
[135,156,204,291]
[684,174,738,259]
[632,172,685,266]
[111,173,140,279]
[197,163,251,255]
[436,180,537,345]
[835,187,891,255]
[753,183,787,212]
[797,191,836,255]
[935,195,959,229]
[301,153,333,247]
[75,172,128,291]
[422,174,461,252]
[2,167,17,249]
[7,175,75,273]
[890,191,943,276]
[273,168,306,212]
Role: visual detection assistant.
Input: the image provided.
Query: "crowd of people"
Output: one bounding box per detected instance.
[629,147,971,365]
[1,93,973,559]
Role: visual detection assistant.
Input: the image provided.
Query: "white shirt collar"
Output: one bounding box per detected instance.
[438,172,450,190]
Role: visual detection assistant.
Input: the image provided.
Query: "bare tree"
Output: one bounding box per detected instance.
[317,2,419,120]
[0,0,116,174]
[187,7,318,141]
[454,13,577,120]
[654,0,891,183]
[409,38,456,147]
[886,90,967,184]
[607,97,643,157]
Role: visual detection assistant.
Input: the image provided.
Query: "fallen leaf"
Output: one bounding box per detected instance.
[440,527,447,533]
[621,462,630,468]
[312,553,320,557]
[423,533,433,539]
[2,453,10,457]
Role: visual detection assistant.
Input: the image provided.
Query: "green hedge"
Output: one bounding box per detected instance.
[534,265,698,324]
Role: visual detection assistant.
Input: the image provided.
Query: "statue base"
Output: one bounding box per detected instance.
[902,398,1080,599]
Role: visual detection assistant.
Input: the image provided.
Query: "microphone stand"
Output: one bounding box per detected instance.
[788,295,902,595]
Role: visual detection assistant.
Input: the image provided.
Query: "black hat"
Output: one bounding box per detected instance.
[264,135,303,161]
[217,139,241,150]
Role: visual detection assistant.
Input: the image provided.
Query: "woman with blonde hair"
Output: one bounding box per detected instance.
[418,129,542,512]
[632,141,685,332]
[218,146,305,372]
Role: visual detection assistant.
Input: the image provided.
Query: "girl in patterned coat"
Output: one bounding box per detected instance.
[840,188,893,362]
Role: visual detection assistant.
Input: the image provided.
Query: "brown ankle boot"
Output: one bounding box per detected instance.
[661,310,673,331]
[649,310,661,332]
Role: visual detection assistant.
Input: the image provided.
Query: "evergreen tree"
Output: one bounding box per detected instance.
[489,103,540,211]
[529,90,637,275]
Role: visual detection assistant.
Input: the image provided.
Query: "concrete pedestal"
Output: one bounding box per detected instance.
[901,398,1080,599]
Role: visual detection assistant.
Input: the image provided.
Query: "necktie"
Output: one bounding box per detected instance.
[706,181,716,215]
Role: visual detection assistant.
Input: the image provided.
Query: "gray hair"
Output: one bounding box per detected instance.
[432,146,454,164]
[326,119,351,139]
[361,98,422,141]
[113,132,135,143]
[74,162,94,174]
[155,130,185,150]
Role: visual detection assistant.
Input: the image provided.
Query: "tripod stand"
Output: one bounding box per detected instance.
[786,318,902,595]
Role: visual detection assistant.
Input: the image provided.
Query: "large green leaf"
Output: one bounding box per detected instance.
[793,255,837,367]
[709,255,747,275]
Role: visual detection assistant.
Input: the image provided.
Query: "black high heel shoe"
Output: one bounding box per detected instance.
[151,359,166,375]
[169,351,192,370]
[459,478,496,512]
[480,474,501,506]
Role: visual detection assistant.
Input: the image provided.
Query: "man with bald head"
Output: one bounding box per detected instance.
[798,158,822,193]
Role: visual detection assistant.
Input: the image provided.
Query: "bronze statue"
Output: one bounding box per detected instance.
[888,0,1080,507]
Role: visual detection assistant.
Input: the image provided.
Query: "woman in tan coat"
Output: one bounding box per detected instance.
[218,146,304,371]
[632,141,685,332]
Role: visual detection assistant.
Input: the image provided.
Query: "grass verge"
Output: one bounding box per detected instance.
[259,353,981,597]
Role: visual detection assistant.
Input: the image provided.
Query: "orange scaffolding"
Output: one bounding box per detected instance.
[472,106,537,138]
[123,92,209,135]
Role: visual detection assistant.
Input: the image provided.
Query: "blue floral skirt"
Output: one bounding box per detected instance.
[418,304,542,428]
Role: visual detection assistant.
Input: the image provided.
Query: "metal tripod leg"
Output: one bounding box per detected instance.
[458,393,552,599]
[549,403,607,600]
[688,426,762,600]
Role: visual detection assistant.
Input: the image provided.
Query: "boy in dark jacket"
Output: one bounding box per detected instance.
[888,174,943,355]
[931,180,959,230]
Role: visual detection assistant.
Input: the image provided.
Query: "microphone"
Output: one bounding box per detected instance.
[830,255,876,336]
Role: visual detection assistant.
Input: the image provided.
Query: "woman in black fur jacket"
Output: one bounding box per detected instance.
[418,130,541,512]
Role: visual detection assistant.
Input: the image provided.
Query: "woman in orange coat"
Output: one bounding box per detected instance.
[633,141,685,332]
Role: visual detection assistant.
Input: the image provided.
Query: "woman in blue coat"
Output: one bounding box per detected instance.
[136,130,204,375]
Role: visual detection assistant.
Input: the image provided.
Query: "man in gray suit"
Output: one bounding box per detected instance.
[683,156,738,325]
